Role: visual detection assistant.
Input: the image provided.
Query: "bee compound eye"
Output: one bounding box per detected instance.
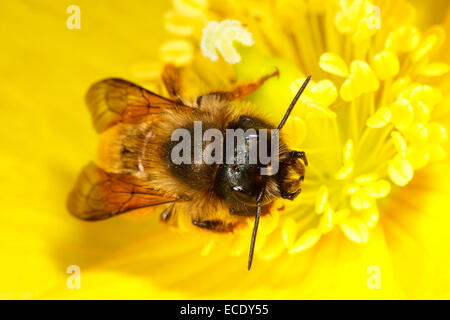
[231,185,257,205]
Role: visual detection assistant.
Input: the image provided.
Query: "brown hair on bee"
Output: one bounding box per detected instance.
[67,65,310,270]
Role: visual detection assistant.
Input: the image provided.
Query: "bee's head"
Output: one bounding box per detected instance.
[213,115,278,211]
[215,76,311,270]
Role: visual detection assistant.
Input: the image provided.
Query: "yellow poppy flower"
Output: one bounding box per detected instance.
[1,0,450,299]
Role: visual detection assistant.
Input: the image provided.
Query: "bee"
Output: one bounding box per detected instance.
[67,64,310,269]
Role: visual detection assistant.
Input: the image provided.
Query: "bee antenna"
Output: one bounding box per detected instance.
[276,75,311,131]
[248,185,266,270]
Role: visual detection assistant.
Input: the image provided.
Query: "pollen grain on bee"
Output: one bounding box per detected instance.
[170,121,280,175]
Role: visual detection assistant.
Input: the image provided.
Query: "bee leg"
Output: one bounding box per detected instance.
[197,68,279,105]
[287,151,307,182]
[192,219,235,233]
[289,150,308,166]
[160,203,177,226]
[281,188,301,201]
[162,64,184,101]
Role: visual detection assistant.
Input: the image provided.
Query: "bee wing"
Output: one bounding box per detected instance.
[86,78,192,133]
[67,162,179,221]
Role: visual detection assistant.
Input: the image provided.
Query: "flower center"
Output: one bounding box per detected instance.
[138,0,449,260]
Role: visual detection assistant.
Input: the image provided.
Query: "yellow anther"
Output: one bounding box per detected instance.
[351,190,373,210]
[388,155,414,186]
[257,229,285,260]
[335,208,351,223]
[340,76,358,102]
[407,145,430,170]
[385,26,420,52]
[355,173,379,184]
[417,62,450,77]
[346,184,360,195]
[254,234,268,252]
[173,0,208,17]
[335,140,355,180]
[391,131,407,158]
[289,228,321,254]
[306,80,338,110]
[340,61,379,101]
[343,139,354,163]
[315,186,328,214]
[290,78,337,118]
[319,203,334,233]
[411,26,445,62]
[229,234,249,256]
[281,218,297,248]
[200,19,254,64]
[390,98,413,131]
[353,6,381,41]
[366,106,391,128]
[410,85,443,110]
[164,10,199,36]
[284,116,307,148]
[428,145,446,162]
[365,179,391,198]
[335,162,354,180]
[362,206,379,228]
[412,101,430,124]
[160,40,194,66]
[334,0,380,41]
[258,211,279,236]
[404,123,428,145]
[350,61,379,91]
[427,123,448,145]
[391,77,411,96]
[340,216,370,243]
[372,51,400,80]
[319,53,349,77]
